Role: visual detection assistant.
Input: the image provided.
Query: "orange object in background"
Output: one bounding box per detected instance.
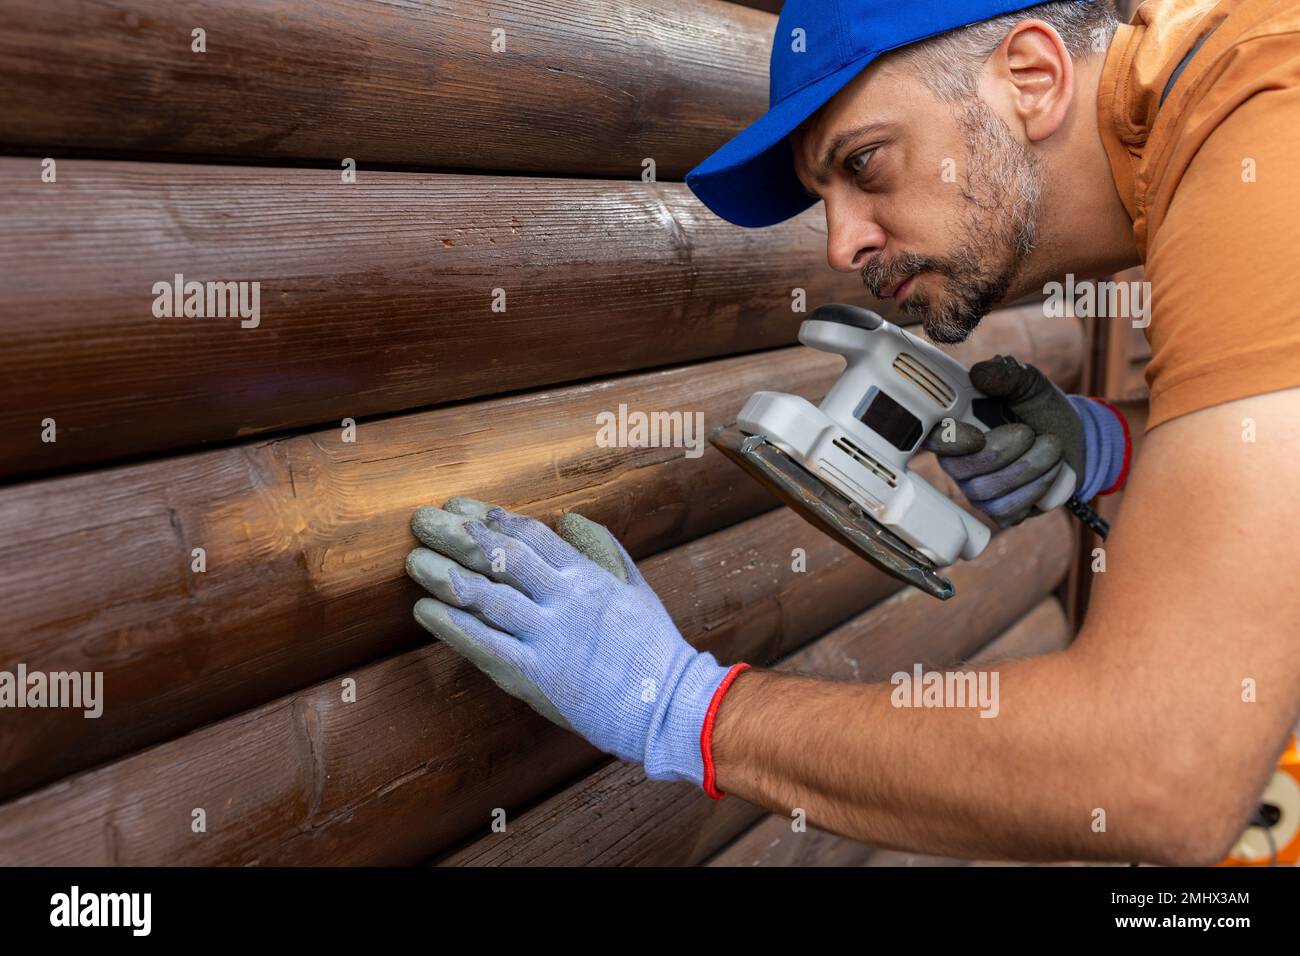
[1219,734,1300,866]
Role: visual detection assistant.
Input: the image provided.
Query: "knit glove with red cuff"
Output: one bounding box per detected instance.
[924,355,1131,527]
[405,497,748,798]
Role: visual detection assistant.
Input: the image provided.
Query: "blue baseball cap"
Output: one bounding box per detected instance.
[686,0,1087,228]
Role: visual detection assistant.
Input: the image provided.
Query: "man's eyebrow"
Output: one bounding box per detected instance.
[811,122,889,184]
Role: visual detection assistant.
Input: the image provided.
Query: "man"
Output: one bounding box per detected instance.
[405,0,1300,865]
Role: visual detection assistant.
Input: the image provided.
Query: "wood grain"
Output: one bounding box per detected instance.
[0,312,1080,862]
[0,310,1079,801]
[705,596,1073,866]
[0,309,1079,800]
[0,348,812,804]
[439,511,1073,866]
[0,159,881,479]
[0,502,919,865]
[0,0,774,177]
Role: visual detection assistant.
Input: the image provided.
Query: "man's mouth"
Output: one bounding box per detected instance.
[885,273,919,301]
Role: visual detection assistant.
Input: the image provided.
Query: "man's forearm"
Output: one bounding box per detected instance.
[710,651,1172,863]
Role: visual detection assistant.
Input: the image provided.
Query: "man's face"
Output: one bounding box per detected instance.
[791,57,1044,344]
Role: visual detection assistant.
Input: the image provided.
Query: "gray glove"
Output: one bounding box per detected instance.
[405,496,627,732]
[923,355,1086,528]
[404,498,741,791]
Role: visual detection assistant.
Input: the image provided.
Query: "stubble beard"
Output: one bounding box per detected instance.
[862,96,1044,345]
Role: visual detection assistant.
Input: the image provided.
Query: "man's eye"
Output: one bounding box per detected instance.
[847,148,877,175]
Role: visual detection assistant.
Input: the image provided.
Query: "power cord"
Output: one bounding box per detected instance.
[1067,495,1110,539]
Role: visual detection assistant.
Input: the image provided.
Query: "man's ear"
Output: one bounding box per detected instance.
[983,19,1074,142]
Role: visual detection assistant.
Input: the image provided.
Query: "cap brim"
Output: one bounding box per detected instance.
[686,52,877,229]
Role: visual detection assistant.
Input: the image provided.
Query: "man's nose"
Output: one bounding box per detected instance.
[825,201,886,273]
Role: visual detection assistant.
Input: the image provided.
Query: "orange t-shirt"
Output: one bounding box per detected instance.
[1097,0,1300,430]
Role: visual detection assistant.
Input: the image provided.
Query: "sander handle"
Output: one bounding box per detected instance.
[798,304,1101,536]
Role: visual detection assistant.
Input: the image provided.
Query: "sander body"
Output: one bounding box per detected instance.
[712,303,1078,600]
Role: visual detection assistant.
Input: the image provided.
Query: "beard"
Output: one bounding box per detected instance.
[862,96,1044,344]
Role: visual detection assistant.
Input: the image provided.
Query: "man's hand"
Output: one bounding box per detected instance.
[923,354,1129,526]
[711,387,1300,865]
[404,497,745,792]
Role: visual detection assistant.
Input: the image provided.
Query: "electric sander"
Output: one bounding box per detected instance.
[712,303,1107,600]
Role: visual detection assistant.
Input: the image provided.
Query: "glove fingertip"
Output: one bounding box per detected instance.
[923,420,986,456]
[415,596,510,656]
[413,595,458,638]
[444,496,495,519]
[556,512,629,583]
[410,506,460,550]
[610,536,647,587]
[405,546,443,588]
[969,355,1030,398]
[410,505,436,533]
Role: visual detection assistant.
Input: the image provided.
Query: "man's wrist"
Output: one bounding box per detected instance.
[1087,397,1132,496]
[1067,394,1131,500]
[706,664,769,801]
[700,662,750,798]
[641,652,744,790]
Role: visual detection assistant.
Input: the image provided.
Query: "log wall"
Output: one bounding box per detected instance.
[0,0,1101,866]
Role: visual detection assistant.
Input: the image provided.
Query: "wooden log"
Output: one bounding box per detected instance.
[0,390,1071,865]
[0,501,920,865]
[705,596,1072,867]
[0,347,818,803]
[0,303,1079,799]
[0,312,1076,801]
[862,850,973,866]
[0,160,879,479]
[0,0,774,177]
[961,594,1074,663]
[709,809,875,868]
[0,389,1075,866]
[439,511,1073,866]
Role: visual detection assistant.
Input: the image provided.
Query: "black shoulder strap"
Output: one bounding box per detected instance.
[1159,22,1222,109]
